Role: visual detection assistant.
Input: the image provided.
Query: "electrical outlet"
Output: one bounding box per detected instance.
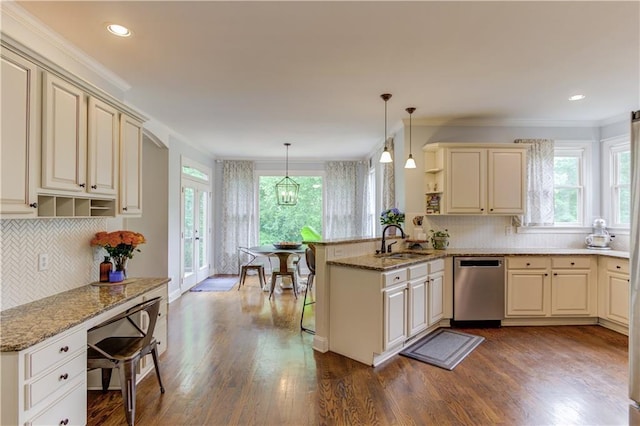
[504,226,513,236]
[38,253,49,271]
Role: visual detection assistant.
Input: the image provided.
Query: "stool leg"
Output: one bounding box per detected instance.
[269,272,277,299]
[291,273,298,299]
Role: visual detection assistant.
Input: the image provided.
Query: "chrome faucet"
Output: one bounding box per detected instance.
[380,224,406,254]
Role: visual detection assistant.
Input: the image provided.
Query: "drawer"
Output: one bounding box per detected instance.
[144,286,168,318]
[507,257,549,269]
[607,258,629,274]
[408,263,428,279]
[382,268,407,287]
[26,352,85,409]
[428,259,445,273]
[551,257,591,269]
[27,380,86,426]
[26,327,86,379]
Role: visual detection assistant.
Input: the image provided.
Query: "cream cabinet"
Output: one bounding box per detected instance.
[423,143,526,216]
[119,114,143,216]
[407,263,429,337]
[506,256,596,318]
[87,97,119,196]
[599,258,630,329]
[428,260,445,325]
[0,326,87,426]
[1,48,39,217]
[383,282,408,350]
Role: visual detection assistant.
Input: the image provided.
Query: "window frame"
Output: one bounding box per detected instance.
[601,136,631,230]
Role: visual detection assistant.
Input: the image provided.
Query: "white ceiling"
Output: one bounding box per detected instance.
[12,1,640,160]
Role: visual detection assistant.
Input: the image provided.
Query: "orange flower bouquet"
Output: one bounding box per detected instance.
[91,230,146,275]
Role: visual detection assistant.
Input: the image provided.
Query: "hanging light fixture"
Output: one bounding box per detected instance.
[379,93,393,163]
[404,107,416,169]
[275,143,299,206]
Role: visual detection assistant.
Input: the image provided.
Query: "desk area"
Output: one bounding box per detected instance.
[0,277,170,425]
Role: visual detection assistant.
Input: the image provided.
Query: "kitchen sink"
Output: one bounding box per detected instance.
[379,252,431,259]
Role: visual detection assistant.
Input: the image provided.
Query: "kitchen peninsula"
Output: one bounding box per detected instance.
[309,237,630,366]
[0,277,169,425]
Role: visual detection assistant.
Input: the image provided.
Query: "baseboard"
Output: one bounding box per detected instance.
[598,318,629,336]
[451,320,502,328]
[313,335,329,353]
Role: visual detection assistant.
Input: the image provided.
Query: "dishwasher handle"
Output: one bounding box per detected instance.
[458,259,503,268]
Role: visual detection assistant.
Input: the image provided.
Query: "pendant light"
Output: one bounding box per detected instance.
[275,143,299,206]
[404,107,417,169]
[379,93,393,163]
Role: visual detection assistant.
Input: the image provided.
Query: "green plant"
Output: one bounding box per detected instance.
[380,208,405,225]
[428,228,450,238]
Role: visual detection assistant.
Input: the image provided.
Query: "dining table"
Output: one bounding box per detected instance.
[249,245,307,291]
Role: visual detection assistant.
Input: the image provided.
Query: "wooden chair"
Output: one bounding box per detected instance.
[238,247,268,290]
[87,297,165,426]
[300,247,316,334]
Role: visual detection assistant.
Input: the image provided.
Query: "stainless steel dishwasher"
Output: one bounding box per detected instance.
[453,257,505,326]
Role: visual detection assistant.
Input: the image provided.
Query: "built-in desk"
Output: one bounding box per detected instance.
[0,277,170,426]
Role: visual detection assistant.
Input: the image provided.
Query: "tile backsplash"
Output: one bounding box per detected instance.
[1,218,106,311]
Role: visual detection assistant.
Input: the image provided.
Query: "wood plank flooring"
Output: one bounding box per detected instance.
[87,276,634,425]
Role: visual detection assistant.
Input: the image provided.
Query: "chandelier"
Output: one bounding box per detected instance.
[275,143,299,206]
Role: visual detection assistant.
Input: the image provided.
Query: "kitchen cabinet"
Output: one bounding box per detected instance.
[423,143,526,215]
[119,113,143,216]
[87,97,119,196]
[0,326,87,426]
[407,263,429,338]
[598,257,630,330]
[428,260,445,325]
[506,256,596,318]
[1,48,39,217]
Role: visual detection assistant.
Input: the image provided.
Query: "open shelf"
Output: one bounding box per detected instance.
[36,194,115,218]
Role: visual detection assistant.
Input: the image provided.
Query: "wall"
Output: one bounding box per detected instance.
[0,218,105,310]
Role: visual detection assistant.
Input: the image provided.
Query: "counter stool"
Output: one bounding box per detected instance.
[300,247,316,334]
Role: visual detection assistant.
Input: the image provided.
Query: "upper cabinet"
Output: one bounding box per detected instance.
[0,43,146,219]
[0,48,39,217]
[424,143,527,216]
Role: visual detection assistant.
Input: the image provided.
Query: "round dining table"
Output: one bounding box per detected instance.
[249,245,307,292]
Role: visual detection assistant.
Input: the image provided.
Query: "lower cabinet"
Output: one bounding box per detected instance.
[599,257,630,329]
[506,256,597,319]
[330,259,445,366]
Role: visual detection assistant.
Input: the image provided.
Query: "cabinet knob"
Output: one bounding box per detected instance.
[570,262,575,266]
[616,265,621,269]
[122,207,128,211]
[60,346,69,353]
[544,273,548,276]
[79,183,86,188]
[29,202,38,208]
[526,263,530,266]
[394,276,400,281]
[553,273,558,276]
[490,208,494,211]
[91,184,97,189]
[60,419,69,425]
[59,373,69,381]
[480,208,484,211]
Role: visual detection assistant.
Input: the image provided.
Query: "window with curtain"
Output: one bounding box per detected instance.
[325,161,370,238]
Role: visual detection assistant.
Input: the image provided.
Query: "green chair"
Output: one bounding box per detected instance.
[300,225,321,242]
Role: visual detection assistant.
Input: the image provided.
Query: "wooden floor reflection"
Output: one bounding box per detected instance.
[87,275,631,425]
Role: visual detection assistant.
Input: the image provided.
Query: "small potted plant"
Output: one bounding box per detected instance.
[380,208,405,235]
[429,228,450,250]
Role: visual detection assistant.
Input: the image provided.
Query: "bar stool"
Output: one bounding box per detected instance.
[300,247,316,334]
[238,247,267,290]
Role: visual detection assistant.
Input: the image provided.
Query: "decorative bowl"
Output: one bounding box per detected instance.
[273,242,302,249]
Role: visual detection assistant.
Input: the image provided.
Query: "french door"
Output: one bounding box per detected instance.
[181,179,211,292]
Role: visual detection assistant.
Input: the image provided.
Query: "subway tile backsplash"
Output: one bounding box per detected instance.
[1,218,106,310]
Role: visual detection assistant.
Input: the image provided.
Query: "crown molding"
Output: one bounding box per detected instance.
[597,112,629,127]
[1,2,130,93]
[407,117,604,128]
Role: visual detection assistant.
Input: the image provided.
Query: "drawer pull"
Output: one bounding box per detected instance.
[553,273,558,276]
[29,202,38,208]
[91,184,97,189]
[616,265,621,269]
[570,262,575,266]
[526,263,530,266]
[79,183,86,188]
[544,273,548,276]
[394,276,400,281]
[59,373,69,381]
[60,418,69,425]
[60,346,69,353]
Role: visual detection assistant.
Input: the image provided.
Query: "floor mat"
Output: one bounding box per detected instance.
[190,276,238,292]
[400,329,484,370]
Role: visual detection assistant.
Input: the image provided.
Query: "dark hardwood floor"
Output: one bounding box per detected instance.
[87,276,633,425]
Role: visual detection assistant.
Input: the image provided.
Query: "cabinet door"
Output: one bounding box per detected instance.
[383,285,407,350]
[87,97,118,196]
[551,270,591,316]
[119,114,143,215]
[407,279,428,336]
[445,148,486,213]
[428,271,444,325]
[487,149,526,214]
[1,49,38,216]
[606,272,630,325]
[42,73,87,192]
[506,270,549,316]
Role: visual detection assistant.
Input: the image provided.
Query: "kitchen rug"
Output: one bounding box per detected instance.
[190,276,238,292]
[400,329,484,370]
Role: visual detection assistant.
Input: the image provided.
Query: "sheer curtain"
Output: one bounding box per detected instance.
[325,161,369,238]
[514,139,555,226]
[629,110,640,404]
[219,160,256,274]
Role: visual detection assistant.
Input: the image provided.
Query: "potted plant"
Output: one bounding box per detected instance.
[429,228,450,250]
[380,208,405,235]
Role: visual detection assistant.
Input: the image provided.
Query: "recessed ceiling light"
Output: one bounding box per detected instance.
[568,94,585,101]
[107,24,131,37]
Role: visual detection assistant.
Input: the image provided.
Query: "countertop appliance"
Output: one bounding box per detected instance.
[585,218,613,249]
[453,257,505,326]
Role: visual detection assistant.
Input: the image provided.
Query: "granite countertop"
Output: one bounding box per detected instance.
[0,277,170,352]
[327,247,629,271]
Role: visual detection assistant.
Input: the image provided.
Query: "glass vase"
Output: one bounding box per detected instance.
[114,256,128,279]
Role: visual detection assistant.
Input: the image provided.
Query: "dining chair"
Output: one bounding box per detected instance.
[269,253,299,300]
[238,246,268,290]
[300,247,316,334]
[87,297,165,426]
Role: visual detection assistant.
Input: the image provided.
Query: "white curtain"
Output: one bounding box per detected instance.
[219,161,256,274]
[325,161,369,238]
[382,137,396,211]
[629,110,640,404]
[514,139,555,226]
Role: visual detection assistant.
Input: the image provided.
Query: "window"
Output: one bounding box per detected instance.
[603,137,631,228]
[258,175,323,244]
[553,150,584,225]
